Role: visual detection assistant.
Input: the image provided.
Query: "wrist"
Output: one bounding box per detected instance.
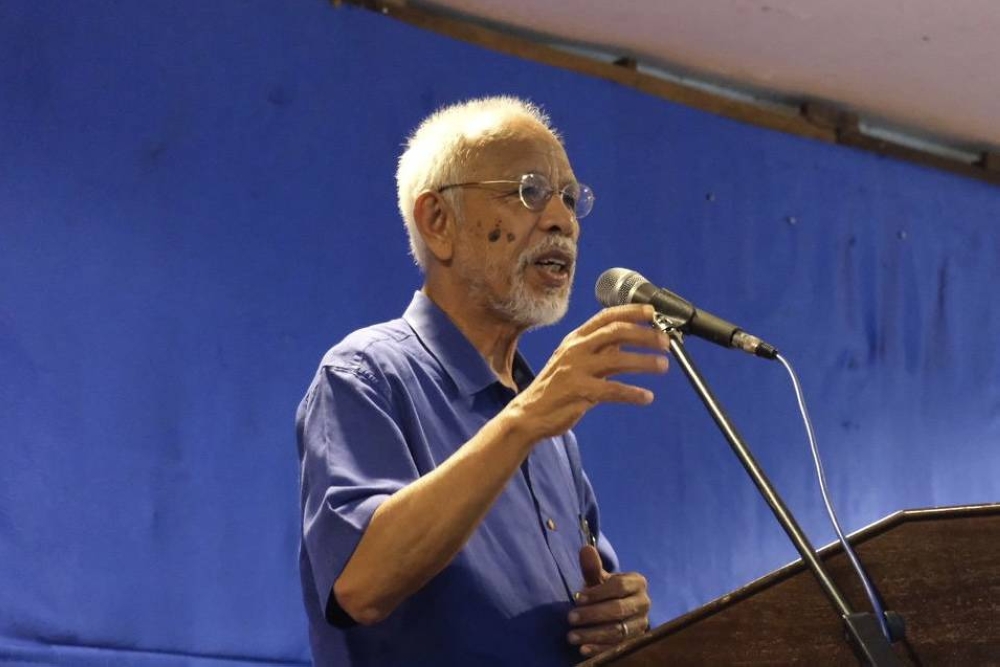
[495,400,541,456]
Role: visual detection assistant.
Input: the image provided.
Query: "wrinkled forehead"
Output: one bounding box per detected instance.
[463,120,574,183]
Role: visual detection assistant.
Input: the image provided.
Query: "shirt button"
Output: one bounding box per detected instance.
[546,518,557,531]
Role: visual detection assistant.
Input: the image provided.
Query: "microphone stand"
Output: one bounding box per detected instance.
[657,321,901,666]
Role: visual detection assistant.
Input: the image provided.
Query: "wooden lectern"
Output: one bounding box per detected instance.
[582,503,1000,665]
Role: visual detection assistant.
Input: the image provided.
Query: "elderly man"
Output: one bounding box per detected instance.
[296,96,670,666]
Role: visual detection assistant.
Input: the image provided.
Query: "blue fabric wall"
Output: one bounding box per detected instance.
[2,1,998,664]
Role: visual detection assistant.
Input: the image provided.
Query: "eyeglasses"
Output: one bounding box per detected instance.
[437,172,595,219]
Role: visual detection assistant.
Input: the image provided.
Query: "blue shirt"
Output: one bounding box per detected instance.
[296,291,617,667]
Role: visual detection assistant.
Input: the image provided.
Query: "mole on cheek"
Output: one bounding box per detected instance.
[488,219,504,243]
[506,233,516,242]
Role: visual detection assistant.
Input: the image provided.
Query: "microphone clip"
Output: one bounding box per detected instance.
[652,311,687,334]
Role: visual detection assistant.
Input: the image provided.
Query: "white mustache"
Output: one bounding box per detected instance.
[519,237,578,270]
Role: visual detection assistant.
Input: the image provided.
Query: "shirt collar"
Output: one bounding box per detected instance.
[404,291,520,396]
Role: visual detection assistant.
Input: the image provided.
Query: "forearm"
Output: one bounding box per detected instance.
[331,305,667,626]
[333,403,536,625]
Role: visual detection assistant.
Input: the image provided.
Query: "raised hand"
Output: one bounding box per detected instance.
[507,304,670,441]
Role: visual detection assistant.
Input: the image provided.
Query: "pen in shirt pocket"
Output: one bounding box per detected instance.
[579,514,596,547]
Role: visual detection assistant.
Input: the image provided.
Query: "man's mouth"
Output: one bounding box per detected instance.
[535,258,569,275]
[531,249,574,276]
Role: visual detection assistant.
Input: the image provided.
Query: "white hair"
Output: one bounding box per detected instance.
[396,96,562,270]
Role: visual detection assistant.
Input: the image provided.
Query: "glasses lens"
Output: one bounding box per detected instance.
[519,173,550,211]
[573,183,594,219]
[559,183,580,212]
[518,173,595,219]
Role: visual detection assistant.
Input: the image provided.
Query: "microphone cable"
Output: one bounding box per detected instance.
[776,353,893,641]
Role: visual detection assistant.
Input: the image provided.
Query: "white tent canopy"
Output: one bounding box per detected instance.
[406,0,1000,160]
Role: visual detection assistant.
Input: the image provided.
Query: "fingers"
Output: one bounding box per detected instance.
[574,304,657,337]
[568,615,646,645]
[569,589,649,628]
[567,572,652,655]
[575,643,616,659]
[510,305,669,439]
[567,615,650,658]
[570,314,671,381]
[577,320,671,357]
[576,572,648,606]
[592,350,669,378]
[581,379,655,407]
[578,545,606,588]
[570,319,670,385]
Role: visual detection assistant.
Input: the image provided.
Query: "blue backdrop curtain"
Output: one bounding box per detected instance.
[2,1,998,664]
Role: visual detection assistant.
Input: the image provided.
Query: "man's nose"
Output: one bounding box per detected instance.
[540,193,579,239]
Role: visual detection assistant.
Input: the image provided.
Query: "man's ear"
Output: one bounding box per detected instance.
[413,190,456,263]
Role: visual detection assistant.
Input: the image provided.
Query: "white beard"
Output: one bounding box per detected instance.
[462,237,575,329]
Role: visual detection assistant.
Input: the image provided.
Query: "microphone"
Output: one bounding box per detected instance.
[595,267,778,359]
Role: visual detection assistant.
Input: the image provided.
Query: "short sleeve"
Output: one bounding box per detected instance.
[296,363,421,621]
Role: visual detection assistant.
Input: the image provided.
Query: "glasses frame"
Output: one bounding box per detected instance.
[437,172,594,219]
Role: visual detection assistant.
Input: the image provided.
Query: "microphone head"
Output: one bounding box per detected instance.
[595,268,648,307]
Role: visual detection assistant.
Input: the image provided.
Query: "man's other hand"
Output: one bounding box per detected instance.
[567,544,651,659]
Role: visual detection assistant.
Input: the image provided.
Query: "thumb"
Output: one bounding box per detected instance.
[579,544,606,588]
